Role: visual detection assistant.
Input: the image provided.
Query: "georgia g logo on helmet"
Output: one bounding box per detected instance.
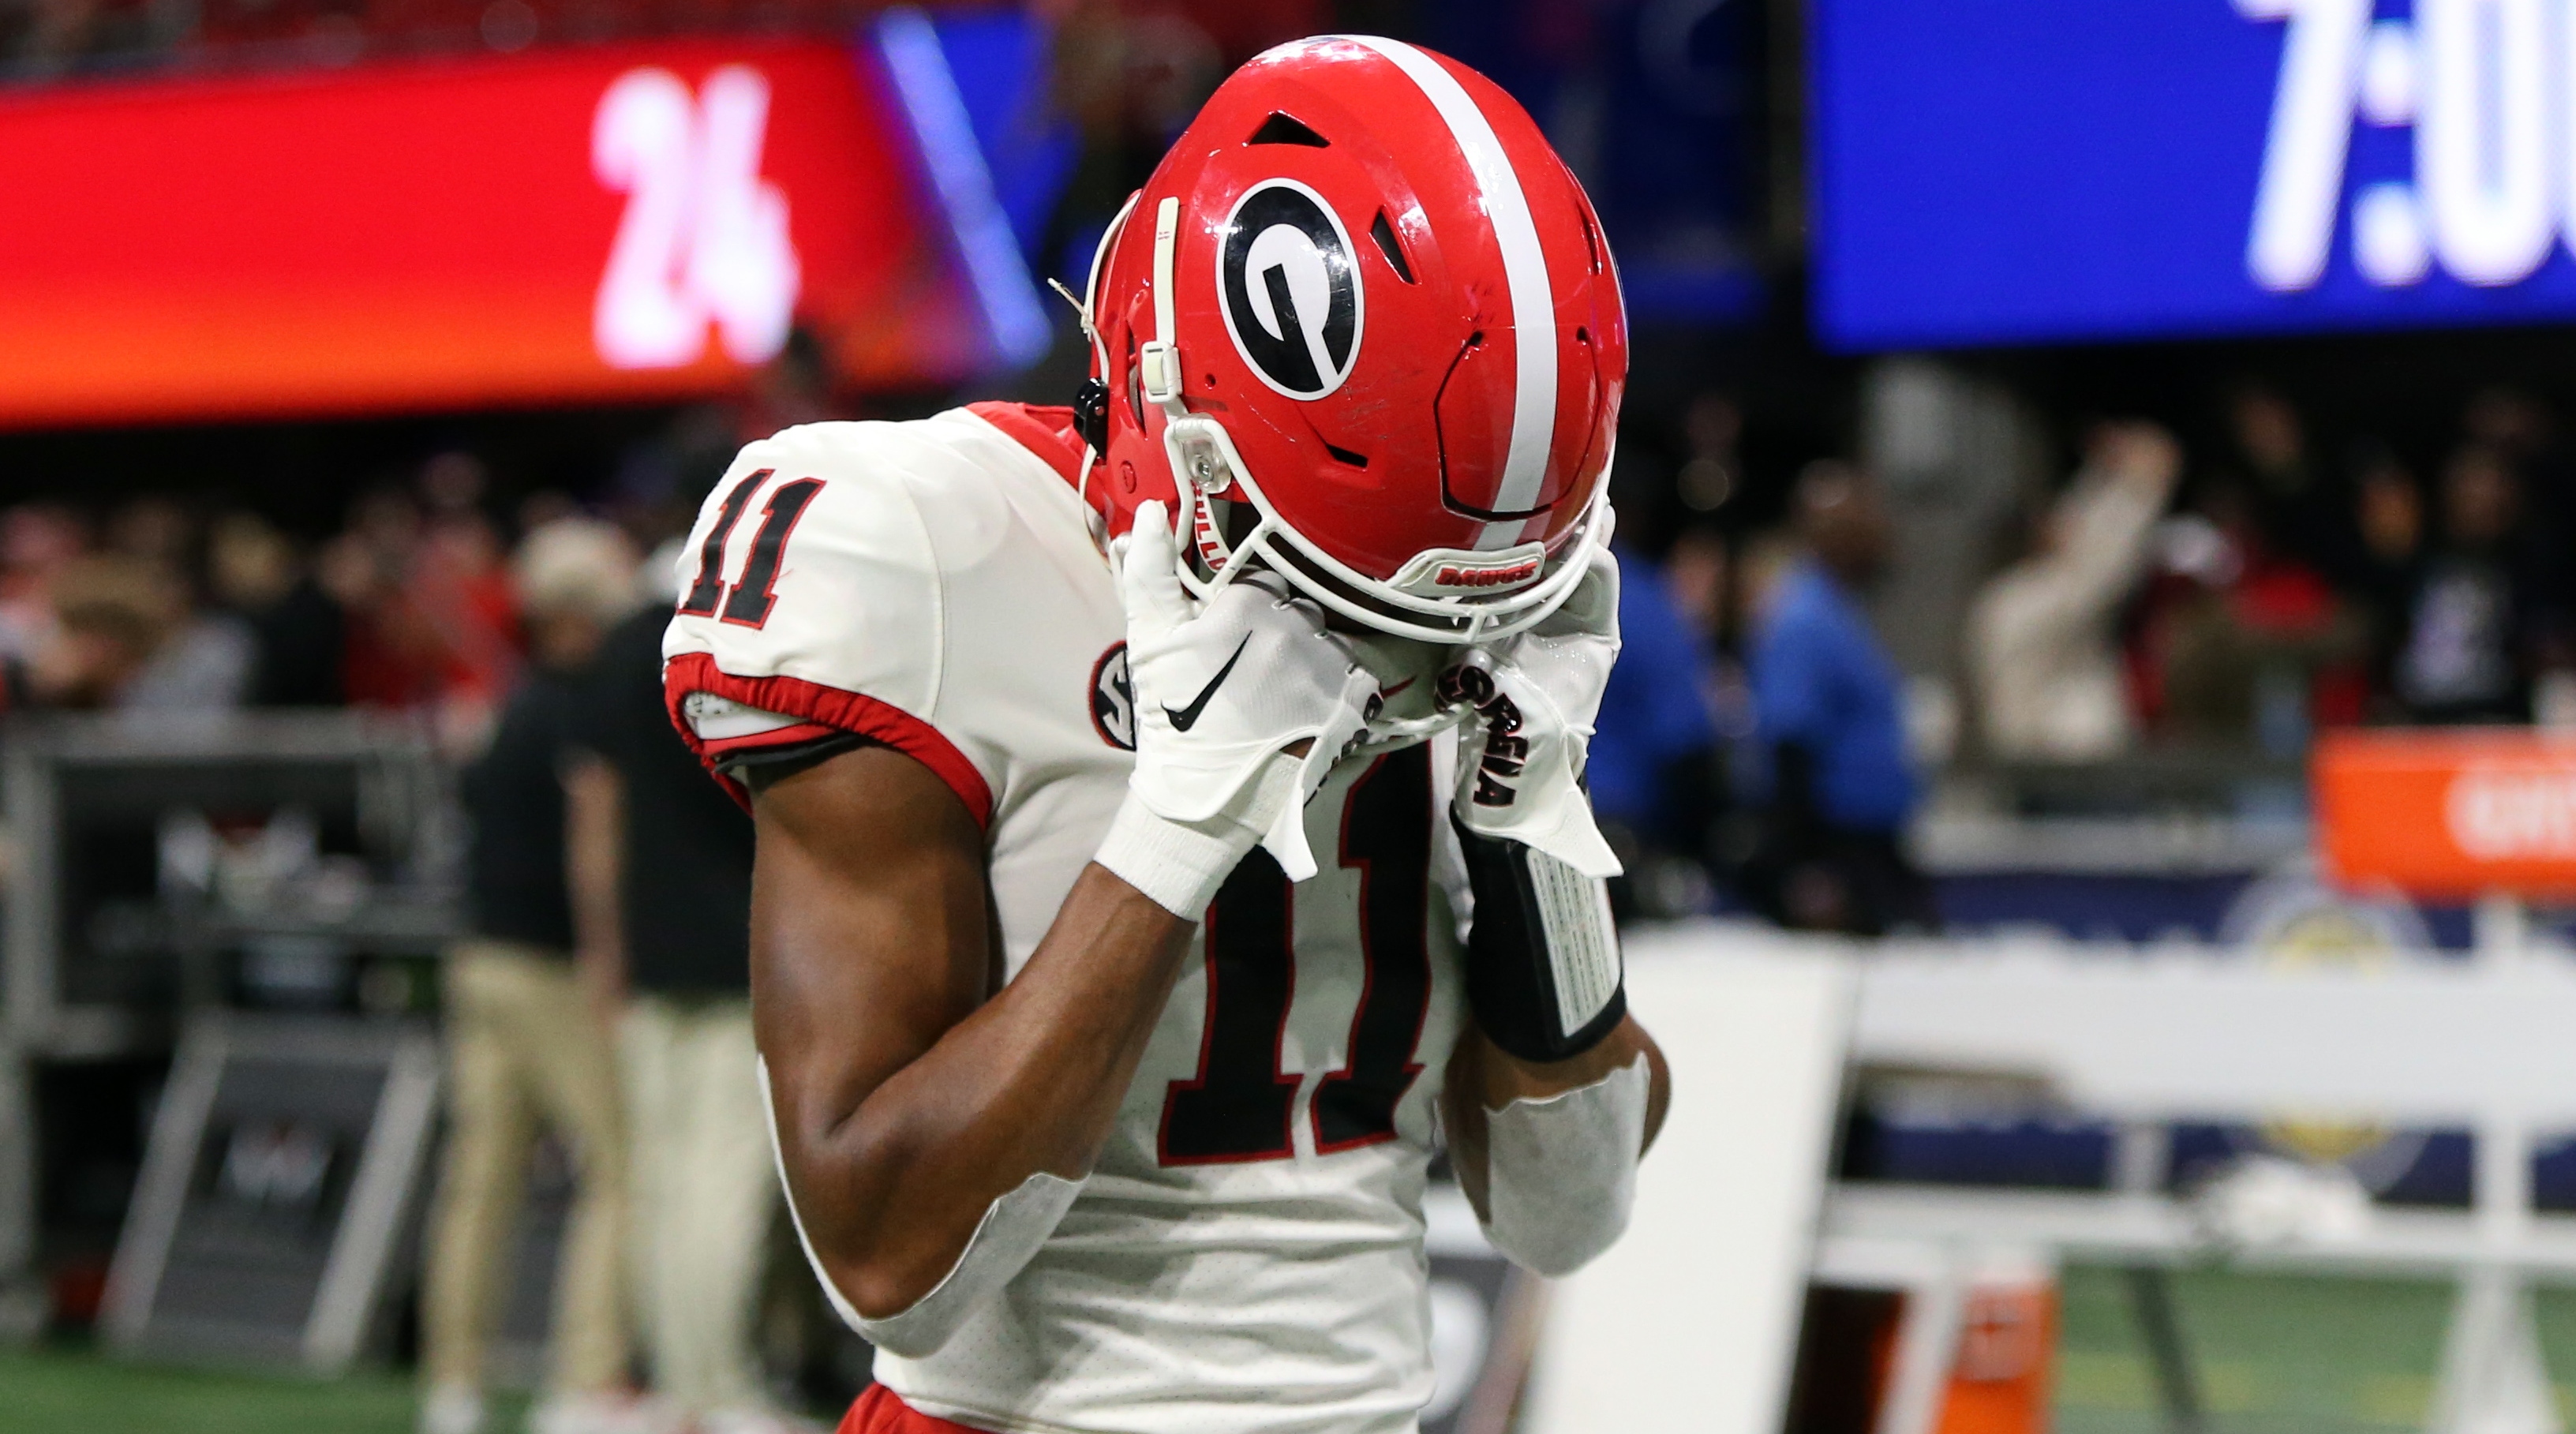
[1084,36,1627,644]
[1218,179,1364,399]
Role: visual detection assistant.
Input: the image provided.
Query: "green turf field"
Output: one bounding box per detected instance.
[2057,1264,2576,1434]
[5,1265,2573,1432]
[0,1346,523,1434]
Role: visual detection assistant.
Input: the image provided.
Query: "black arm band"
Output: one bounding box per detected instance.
[726,732,871,792]
[1455,816,1626,1064]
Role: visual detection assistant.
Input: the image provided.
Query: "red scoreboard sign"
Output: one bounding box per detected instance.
[0,37,987,427]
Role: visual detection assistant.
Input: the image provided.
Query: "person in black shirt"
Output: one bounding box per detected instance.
[569,598,809,1434]
[569,606,758,999]
[2394,446,2570,724]
[421,521,642,1434]
[207,512,346,707]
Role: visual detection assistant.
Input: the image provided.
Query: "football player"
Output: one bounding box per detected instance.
[662,36,1670,1434]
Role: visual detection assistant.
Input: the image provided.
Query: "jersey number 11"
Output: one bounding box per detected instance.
[679,469,825,629]
[1159,745,1436,1166]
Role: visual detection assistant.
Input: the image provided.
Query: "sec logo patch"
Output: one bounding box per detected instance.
[1091,642,1136,751]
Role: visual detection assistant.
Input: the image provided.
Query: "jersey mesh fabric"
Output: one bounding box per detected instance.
[661,408,1474,1434]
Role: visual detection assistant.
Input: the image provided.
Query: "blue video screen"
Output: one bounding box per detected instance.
[1812,0,2576,349]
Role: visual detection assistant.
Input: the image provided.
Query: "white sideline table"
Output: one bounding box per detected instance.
[1496,915,2576,1434]
[1832,902,2576,1434]
[1825,1186,2576,1282]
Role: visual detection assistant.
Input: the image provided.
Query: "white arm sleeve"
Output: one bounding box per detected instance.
[759,1061,1081,1357]
[1478,1054,1652,1277]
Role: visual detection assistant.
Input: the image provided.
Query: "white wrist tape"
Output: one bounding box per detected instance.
[1481,1054,1650,1276]
[1095,750,1303,918]
[761,1061,1082,1357]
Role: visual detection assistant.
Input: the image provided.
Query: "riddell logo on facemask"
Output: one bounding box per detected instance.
[1189,504,1227,570]
[1434,558,1541,590]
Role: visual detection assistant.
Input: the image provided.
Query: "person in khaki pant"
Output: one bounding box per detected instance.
[421,520,649,1434]
[426,944,629,1424]
[569,598,819,1434]
[616,997,778,1421]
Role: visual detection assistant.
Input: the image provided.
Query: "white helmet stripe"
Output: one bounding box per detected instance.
[1342,36,1558,551]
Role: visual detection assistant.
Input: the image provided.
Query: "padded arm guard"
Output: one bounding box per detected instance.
[1456,817,1625,1063]
[1482,1054,1652,1275]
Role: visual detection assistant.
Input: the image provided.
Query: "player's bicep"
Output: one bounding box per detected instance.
[749,741,991,1166]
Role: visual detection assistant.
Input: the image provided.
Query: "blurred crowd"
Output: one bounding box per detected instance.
[1584,380,2576,936]
[0,319,833,741]
[0,461,629,751]
[1970,384,2575,750]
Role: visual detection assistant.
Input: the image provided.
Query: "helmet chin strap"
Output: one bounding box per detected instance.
[1133,194,1264,597]
[1167,421,1270,597]
[1139,197,1189,424]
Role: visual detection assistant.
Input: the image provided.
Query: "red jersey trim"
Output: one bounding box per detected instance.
[662,650,994,830]
[838,1383,988,1434]
[965,401,1087,489]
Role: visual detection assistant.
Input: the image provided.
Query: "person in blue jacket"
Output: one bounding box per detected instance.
[1586,540,1723,916]
[1744,462,1936,934]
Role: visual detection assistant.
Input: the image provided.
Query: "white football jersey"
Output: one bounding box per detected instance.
[662,404,1473,1434]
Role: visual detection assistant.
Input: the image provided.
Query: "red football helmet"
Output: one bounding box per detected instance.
[1073,35,1627,644]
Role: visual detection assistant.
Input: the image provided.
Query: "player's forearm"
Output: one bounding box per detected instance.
[781,865,1196,1317]
[1480,1017,1668,1132]
[854,864,1193,1179]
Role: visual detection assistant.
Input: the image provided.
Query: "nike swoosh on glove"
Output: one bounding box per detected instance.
[1094,501,1380,916]
[1439,543,1623,878]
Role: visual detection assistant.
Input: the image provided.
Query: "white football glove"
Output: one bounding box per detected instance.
[1438,543,1623,878]
[1093,500,1380,917]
